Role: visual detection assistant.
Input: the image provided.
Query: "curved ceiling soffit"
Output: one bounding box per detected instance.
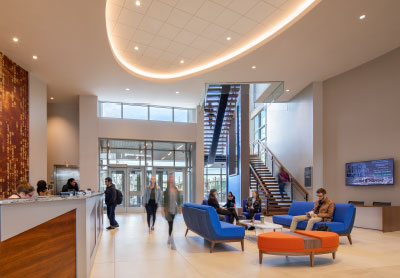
[105,0,319,81]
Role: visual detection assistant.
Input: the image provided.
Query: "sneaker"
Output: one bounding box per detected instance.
[106,226,115,230]
[114,224,119,228]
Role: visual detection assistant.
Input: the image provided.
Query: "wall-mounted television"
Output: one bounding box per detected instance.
[346,159,394,186]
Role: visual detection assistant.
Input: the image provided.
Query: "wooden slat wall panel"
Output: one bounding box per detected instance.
[0,210,76,278]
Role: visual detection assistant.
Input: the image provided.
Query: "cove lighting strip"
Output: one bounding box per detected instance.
[106,0,317,80]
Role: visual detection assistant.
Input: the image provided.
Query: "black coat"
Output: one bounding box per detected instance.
[105,184,117,206]
[61,183,79,192]
[246,197,262,212]
[223,196,236,208]
[208,197,220,210]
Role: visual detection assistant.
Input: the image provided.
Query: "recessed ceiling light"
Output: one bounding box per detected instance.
[359,14,366,20]
[32,55,38,60]
[125,88,130,91]
[251,65,256,69]
[13,37,19,42]
[180,60,184,64]
[285,89,290,92]
[226,37,231,41]
[176,91,180,94]
[50,97,54,100]
[134,46,139,51]
[136,1,141,6]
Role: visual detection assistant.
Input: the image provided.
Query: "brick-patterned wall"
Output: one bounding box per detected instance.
[0,52,29,199]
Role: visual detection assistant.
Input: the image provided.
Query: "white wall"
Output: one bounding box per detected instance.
[267,83,314,198]
[29,74,47,186]
[323,47,400,205]
[47,103,79,182]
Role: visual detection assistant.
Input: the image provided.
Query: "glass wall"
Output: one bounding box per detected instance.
[204,166,227,204]
[99,138,194,211]
[98,101,196,123]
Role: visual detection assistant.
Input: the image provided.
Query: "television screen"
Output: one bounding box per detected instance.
[346,159,394,186]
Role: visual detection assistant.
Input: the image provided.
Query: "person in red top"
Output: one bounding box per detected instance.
[278,167,290,199]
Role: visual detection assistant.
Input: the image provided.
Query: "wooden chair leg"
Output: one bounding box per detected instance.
[185,228,189,237]
[210,242,215,253]
[310,253,314,267]
[332,252,336,259]
[259,250,263,264]
[347,234,353,245]
[240,239,244,251]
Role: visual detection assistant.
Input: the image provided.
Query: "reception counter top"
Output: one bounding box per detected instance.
[0,193,104,278]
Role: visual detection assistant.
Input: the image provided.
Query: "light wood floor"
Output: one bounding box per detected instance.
[90,213,400,278]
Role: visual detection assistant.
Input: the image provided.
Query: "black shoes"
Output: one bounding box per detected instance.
[106,226,115,230]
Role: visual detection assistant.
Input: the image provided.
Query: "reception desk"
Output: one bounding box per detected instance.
[354,205,400,232]
[0,193,103,278]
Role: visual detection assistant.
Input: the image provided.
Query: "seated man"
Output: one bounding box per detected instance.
[290,188,335,232]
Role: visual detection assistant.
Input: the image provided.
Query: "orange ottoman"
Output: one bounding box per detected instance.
[257,231,339,267]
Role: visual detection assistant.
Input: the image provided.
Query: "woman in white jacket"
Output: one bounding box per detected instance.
[143,176,162,232]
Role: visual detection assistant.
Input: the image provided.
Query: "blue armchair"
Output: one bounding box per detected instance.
[273,201,356,244]
[183,203,245,253]
[242,199,262,220]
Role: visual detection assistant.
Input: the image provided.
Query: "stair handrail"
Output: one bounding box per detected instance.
[251,139,309,201]
[249,163,270,199]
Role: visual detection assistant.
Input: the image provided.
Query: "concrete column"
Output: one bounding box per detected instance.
[240,84,250,200]
[79,95,99,191]
[195,105,204,203]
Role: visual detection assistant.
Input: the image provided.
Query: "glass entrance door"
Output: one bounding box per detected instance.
[153,168,186,204]
[108,167,145,212]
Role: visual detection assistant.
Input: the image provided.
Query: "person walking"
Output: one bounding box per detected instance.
[278,167,290,199]
[104,177,119,230]
[162,173,181,249]
[143,176,162,233]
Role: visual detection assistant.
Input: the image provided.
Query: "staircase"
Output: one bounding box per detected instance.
[249,155,292,216]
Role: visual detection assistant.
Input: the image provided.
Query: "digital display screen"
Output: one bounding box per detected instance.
[346,159,394,186]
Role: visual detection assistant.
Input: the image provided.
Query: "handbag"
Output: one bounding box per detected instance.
[316,224,331,232]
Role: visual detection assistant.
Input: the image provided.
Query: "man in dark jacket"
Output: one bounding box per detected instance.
[104,177,119,230]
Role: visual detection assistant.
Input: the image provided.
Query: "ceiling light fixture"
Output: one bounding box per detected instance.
[285,89,290,92]
[50,97,54,100]
[226,37,231,41]
[359,14,366,20]
[136,1,141,6]
[252,65,256,69]
[13,37,19,42]
[32,55,38,60]
[134,46,139,51]
[106,0,317,80]
[125,88,130,91]
[176,91,180,94]
[180,60,184,64]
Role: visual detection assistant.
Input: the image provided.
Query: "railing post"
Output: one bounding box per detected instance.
[271,156,274,176]
[290,178,294,201]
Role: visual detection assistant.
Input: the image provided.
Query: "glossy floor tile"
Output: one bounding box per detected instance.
[90,213,400,278]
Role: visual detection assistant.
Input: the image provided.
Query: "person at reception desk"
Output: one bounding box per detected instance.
[290,188,335,232]
[8,182,35,199]
[61,178,79,192]
[37,180,50,196]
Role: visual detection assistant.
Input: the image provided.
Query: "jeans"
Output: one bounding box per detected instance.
[279,182,286,198]
[145,199,158,228]
[217,207,239,224]
[107,205,118,227]
[168,214,175,236]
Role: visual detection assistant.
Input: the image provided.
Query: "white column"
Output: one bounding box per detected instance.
[29,73,47,187]
[79,95,99,191]
[195,105,204,203]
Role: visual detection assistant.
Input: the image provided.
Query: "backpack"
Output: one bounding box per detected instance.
[116,189,123,205]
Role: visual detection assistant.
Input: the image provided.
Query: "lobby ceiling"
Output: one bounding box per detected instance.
[0,0,399,107]
[106,0,317,80]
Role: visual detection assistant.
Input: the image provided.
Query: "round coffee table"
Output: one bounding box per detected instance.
[239,220,283,235]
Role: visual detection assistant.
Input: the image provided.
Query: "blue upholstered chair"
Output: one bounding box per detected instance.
[272,201,356,244]
[242,199,262,220]
[183,203,245,253]
[202,199,230,222]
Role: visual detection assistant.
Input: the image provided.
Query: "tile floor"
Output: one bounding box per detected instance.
[90,213,400,278]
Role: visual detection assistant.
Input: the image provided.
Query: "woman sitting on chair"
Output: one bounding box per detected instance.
[246,190,262,221]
